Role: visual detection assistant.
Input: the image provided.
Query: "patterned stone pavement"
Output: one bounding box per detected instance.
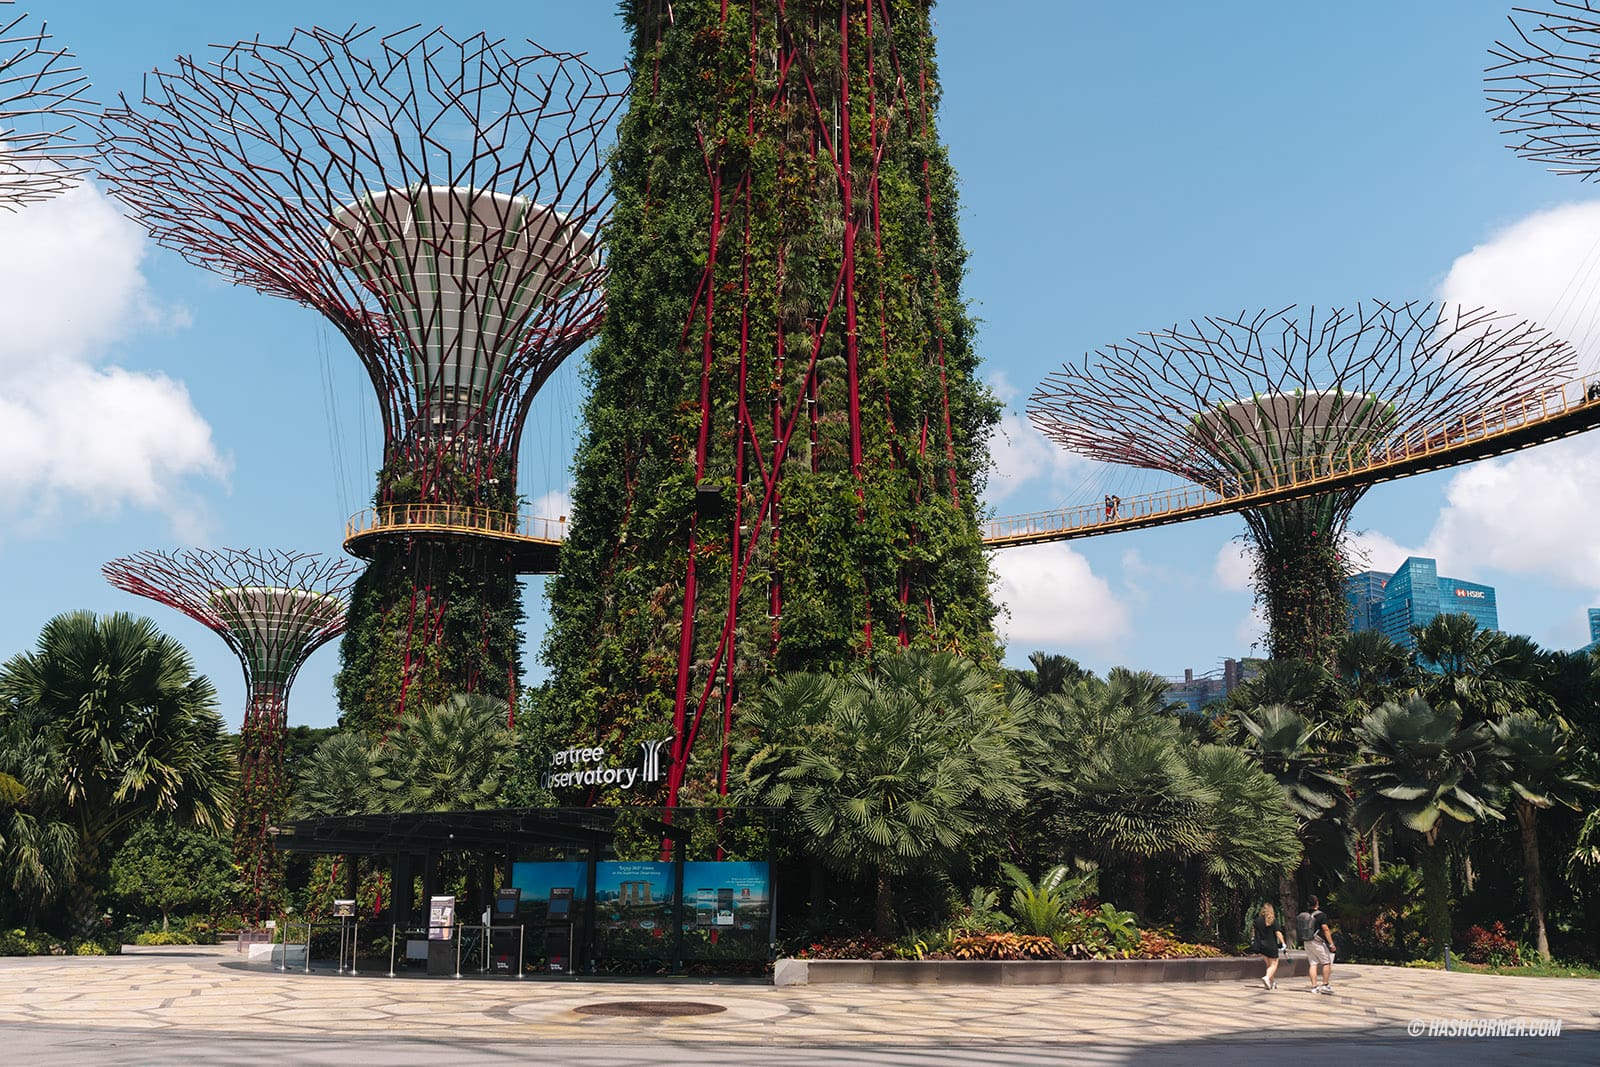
[0,946,1595,1064]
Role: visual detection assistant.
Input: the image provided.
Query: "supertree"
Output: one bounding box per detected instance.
[103,549,359,915]
[1028,302,1575,666]
[542,0,1001,809]
[1488,0,1600,179]
[0,2,91,208]
[97,28,628,736]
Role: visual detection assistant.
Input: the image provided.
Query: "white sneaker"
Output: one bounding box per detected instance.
[1260,977,1271,989]
[1315,984,1333,995]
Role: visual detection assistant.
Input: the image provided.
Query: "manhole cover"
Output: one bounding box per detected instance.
[575,1001,728,1018]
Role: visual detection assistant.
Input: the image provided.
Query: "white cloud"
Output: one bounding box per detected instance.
[1419,437,1600,594]
[984,410,1108,507]
[1344,528,1420,576]
[0,183,223,537]
[1374,203,1600,595]
[990,541,1129,651]
[1437,200,1600,367]
[1213,540,1253,592]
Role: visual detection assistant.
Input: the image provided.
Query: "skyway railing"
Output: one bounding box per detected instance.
[344,504,569,547]
[981,372,1600,548]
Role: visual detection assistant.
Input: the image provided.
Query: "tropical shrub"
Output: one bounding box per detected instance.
[1460,922,1523,967]
[1002,862,1095,936]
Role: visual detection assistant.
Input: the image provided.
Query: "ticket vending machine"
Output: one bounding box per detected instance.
[543,886,575,974]
[490,887,521,974]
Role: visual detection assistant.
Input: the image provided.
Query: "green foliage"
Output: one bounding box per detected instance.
[335,527,523,739]
[109,821,238,930]
[0,612,235,936]
[1089,903,1141,951]
[545,0,1002,765]
[371,694,515,811]
[734,650,1027,934]
[1246,500,1351,666]
[294,695,516,817]
[950,886,1011,934]
[1001,862,1095,936]
[1349,696,1502,957]
[1185,744,1303,889]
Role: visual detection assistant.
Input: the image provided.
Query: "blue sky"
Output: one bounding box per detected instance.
[6,1,1600,731]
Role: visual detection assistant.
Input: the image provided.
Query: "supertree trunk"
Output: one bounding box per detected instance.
[543,0,1001,803]
[1245,495,1354,666]
[236,693,288,910]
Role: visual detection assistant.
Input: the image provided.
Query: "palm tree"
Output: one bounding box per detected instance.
[1236,703,1352,899]
[1337,629,1412,714]
[1041,671,1211,917]
[370,694,515,812]
[1411,615,1546,727]
[0,612,235,935]
[0,745,78,926]
[1185,744,1302,931]
[733,650,1028,935]
[1012,651,1090,697]
[291,732,379,819]
[1348,696,1502,958]
[1488,713,1597,959]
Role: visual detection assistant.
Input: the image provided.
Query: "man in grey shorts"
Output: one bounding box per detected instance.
[1305,895,1335,994]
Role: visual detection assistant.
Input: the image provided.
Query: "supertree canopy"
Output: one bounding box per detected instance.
[103,549,359,916]
[0,3,91,208]
[1489,0,1600,178]
[1029,303,1575,666]
[97,28,628,735]
[543,0,1001,809]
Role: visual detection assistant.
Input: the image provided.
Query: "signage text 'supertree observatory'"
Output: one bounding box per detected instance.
[97,28,627,736]
[1029,303,1574,666]
[0,2,91,208]
[1489,0,1600,180]
[103,549,359,914]
[543,0,1001,806]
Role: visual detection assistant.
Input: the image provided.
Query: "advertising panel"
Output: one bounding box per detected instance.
[681,861,771,960]
[593,860,674,957]
[509,861,587,923]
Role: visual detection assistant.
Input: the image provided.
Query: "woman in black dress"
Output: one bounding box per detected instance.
[1253,902,1287,989]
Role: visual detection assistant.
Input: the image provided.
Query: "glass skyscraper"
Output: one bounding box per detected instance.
[1345,556,1498,650]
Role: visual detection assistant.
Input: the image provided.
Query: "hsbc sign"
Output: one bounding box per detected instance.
[1454,588,1486,599]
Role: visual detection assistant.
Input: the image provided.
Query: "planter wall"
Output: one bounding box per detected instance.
[775,955,1311,987]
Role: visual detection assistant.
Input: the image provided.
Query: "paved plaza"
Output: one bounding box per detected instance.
[0,945,1594,1065]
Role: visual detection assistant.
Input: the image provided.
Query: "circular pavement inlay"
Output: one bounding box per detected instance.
[575,1000,728,1018]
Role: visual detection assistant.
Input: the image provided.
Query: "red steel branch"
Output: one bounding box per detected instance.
[104,549,360,915]
[0,3,92,208]
[96,27,627,505]
[1028,303,1576,490]
[1489,1,1600,180]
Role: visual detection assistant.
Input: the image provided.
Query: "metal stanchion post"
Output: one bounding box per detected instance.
[517,924,525,979]
[454,927,462,979]
[351,919,359,976]
[278,921,286,974]
[388,923,397,978]
[304,922,312,974]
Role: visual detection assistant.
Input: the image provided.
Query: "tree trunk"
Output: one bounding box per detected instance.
[1194,865,1214,938]
[1515,800,1550,960]
[808,861,827,930]
[1371,829,1381,875]
[873,867,893,937]
[1421,840,1451,960]
[1127,857,1147,919]
[68,837,103,940]
[161,911,170,933]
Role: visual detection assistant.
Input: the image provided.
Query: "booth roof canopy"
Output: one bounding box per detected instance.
[271,805,779,856]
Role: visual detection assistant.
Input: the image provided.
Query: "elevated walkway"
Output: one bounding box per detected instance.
[983,373,1600,547]
[343,374,1600,567]
[343,504,566,573]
